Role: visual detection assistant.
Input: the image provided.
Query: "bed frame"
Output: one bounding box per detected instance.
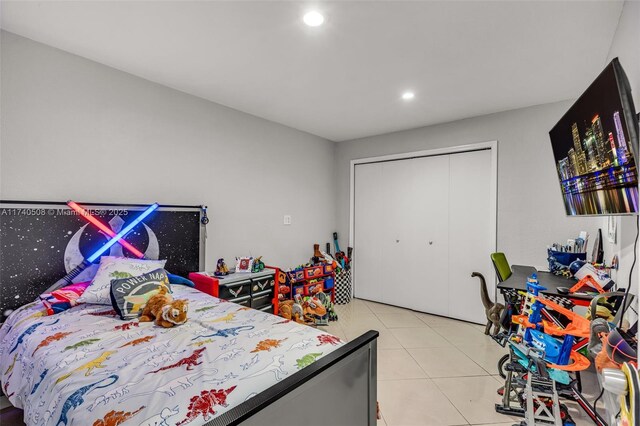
[208,330,379,426]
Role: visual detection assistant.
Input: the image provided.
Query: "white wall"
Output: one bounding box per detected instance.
[601,0,640,293]
[0,31,336,270]
[336,101,602,270]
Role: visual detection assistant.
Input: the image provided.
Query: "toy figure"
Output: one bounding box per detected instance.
[214,258,230,276]
[471,272,505,335]
[139,287,188,328]
[251,256,265,273]
[301,296,327,321]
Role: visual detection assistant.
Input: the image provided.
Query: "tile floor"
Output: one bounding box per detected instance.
[0,298,606,426]
[327,298,603,426]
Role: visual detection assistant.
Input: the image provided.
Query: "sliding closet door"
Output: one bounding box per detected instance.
[353,162,384,301]
[448,149,495,323]
[402,155,450,315]
[354,155,450,312]
[354,147,494,323]
[378,159,428,308]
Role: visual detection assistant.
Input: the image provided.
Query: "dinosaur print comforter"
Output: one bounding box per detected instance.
[0,285,345,425]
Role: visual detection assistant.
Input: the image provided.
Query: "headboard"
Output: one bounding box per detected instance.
[0,200,206,319]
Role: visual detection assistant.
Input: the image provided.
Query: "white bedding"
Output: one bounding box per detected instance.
[0,285,345,425]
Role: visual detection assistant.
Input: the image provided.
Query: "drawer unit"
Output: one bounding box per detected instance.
[304,281,324,295]
[259,304,273,312]
[218,279,251,300]
[252,276,275,293]
[251,289,274,309]
[324,277,335,290]
[189,269,278,314]
[232,295,251,308]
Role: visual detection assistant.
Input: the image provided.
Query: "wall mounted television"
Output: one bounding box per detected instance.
[549,58,639,216]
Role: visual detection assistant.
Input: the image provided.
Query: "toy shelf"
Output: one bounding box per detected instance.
[285,264,336,302]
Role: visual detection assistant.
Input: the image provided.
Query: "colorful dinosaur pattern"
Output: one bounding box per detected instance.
[114,322,139,331]
[296,352,323,369]
[64,338,100,351]
[195,305,218,312]
[4,353,17,375]
[119,335,154,348]
[250,338,287,353]
[92,405,145,426]
[316,334,342,346]
[56,351,117,383]
[12,310,46,329]
[190,338,213,347]
[30,368,49,395]
[176,386,236,425]
[109,271,133,280]
[193,325,254,340]
[210,312,236,323]
[87,310,118,317]
[150,348,206,374]
[9,321,45,354]
[55,375,118,426]
[33,331,73,355]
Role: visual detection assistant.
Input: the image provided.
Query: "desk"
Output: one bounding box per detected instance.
[497,265,594,305]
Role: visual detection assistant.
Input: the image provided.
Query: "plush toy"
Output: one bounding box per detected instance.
[139,286,189,328]
[278,300,305,324]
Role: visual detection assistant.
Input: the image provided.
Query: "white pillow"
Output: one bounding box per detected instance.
[77,256,167,305]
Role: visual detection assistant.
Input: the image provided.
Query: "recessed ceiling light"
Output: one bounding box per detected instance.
[402,92,415,101]
[303,11,324,27]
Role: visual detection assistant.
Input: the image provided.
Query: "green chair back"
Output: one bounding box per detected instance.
[491,252,512,282]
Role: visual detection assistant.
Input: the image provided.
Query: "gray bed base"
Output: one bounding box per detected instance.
[206,330,379,426]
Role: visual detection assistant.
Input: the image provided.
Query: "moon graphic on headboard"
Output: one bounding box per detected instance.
[63,219,160,280]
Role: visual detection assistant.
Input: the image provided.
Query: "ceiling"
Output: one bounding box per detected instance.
[0,1,625,142]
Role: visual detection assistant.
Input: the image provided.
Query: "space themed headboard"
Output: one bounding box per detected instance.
[0,200,206,320]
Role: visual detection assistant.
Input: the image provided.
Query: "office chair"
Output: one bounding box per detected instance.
[491,252,512,282]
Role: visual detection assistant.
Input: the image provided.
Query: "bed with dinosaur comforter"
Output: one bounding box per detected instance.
[0,285,345,426]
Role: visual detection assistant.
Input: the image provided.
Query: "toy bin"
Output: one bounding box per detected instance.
[323,264,334,274]
[304,266,324,280]
[323,277,335,290]
[304,282,324,295]
[288,270,304,282]
[547,249,586,267]
[292,285,305,297]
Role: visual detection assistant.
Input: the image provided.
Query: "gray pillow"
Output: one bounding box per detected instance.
[110,268,171,320]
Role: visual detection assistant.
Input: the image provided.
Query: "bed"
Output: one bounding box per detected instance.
[0,284,378,425]
[0,201,378,426]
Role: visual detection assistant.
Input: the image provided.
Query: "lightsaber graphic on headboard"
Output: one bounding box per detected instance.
[87,203,158,262]
[41,203,159,294]
[67,201,145,258]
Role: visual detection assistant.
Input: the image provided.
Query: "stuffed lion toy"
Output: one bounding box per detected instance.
[139,286,189,328]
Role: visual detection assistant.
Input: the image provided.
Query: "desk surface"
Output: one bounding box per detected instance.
[497,265,593,301]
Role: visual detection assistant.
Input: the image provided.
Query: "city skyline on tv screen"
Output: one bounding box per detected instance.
[549,61,638,216]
